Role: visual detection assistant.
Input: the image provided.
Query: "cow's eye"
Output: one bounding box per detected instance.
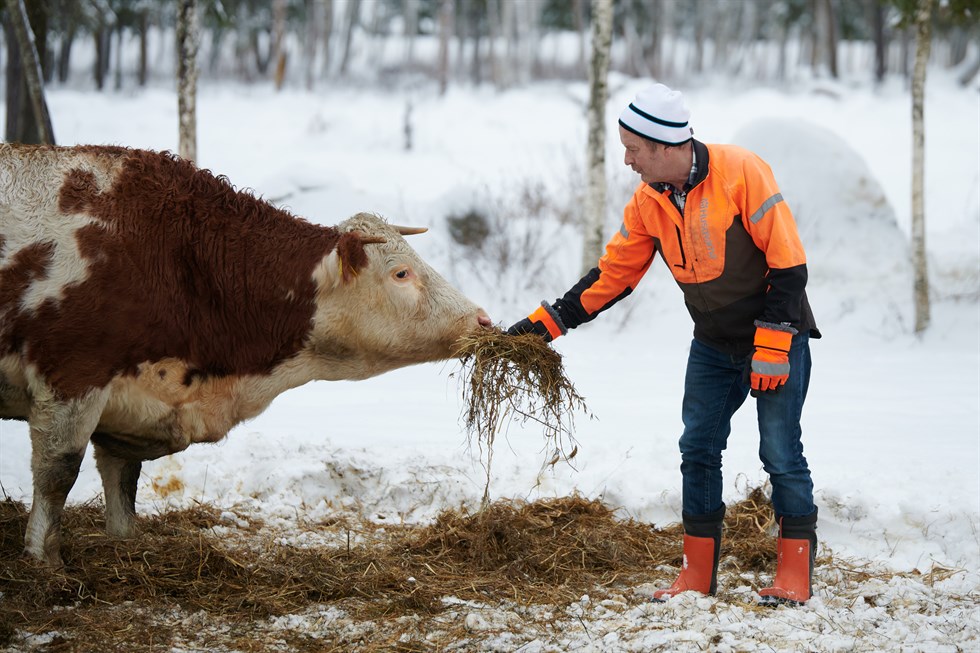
[393,268,413,281]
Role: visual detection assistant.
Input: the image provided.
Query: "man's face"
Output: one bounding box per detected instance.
[619,126,668,185]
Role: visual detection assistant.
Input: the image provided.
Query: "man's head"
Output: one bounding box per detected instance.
[618,84,695,187]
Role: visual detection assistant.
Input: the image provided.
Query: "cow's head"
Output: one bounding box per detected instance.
[310,213,491,378]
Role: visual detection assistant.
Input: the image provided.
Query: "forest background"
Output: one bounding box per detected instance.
[3,0,979,134]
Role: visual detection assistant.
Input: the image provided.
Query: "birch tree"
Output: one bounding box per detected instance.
[4,0,55,144]
[176,0,199,162]
[910,0,933,333]
[581,0,613,274]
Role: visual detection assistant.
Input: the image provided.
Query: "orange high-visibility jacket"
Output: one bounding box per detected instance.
[553,140,818,354]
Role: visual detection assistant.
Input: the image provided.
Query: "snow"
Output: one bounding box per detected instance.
[1,71,978,651]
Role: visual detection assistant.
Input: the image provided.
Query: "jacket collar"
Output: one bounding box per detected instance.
[690,139,710,188]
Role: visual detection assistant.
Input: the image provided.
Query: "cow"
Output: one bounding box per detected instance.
[0,143,492,566]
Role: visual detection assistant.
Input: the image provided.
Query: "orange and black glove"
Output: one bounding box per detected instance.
[506,302,567,343]
[749,321,796,397]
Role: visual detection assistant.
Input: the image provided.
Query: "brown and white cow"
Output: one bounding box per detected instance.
[0,143,491,565]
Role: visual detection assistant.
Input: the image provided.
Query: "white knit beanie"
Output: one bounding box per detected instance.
[618,84,694,146]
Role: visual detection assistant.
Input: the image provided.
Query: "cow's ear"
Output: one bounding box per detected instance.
[312,251,343,294]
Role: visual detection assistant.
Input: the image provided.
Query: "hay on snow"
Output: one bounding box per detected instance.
[452,329,589,501]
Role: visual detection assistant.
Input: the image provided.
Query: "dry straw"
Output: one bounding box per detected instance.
[2,489,884,652]
[452,329,590,503]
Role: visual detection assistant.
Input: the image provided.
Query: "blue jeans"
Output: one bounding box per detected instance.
[679,335,814,519]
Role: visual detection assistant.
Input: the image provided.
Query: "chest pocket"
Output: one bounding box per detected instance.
[682,197,731,283]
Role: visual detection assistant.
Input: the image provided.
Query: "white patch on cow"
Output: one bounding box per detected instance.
[23,499,53,558]
[11,214,102,312]
[0,147,120,313]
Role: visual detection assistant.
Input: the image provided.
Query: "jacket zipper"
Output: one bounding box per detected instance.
[667,190,687,269]
[673,224,687,268]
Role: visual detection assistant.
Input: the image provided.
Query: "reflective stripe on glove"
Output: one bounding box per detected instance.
[506,302,567,342]
[750,322,796,395]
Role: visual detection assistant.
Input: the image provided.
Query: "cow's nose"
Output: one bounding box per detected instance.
[477,310,492,328]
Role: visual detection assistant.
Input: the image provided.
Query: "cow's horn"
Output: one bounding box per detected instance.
[392,225,428,236]
[348,230,386,245]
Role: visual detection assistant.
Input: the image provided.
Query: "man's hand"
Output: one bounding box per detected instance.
[506,302,567,343]
[749,322,795,396]
[506,317,551,340]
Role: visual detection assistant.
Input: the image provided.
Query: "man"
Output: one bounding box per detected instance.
[508,84,820,605]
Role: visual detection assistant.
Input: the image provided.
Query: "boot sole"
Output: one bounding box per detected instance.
[758,594,805,607]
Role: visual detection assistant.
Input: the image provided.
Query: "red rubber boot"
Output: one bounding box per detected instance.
[653,505,724,601]
[759,510,818,606]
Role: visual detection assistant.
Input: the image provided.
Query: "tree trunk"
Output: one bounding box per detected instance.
[176,0,199,163]
[437,0,453,95]
[777,12,789,81]
[93,27,105,90]
[469,0,483,85]
[487,0,501,87]
[499,0,514,87]
[113,22,122,90]
[870,0,886,83]
[304,0,320,89]
[4,0,54,144]
[911,0,933,334]
[819,0,838,78]
[900,24,911,83]
[957,53,980,86]
[56,26,73,83]
[808,0,819,73]
[581,0,613,274]
[514,0,533,83]
[321,0,334,77]
[272,0,287,90]
[457,0,469,84]
[251,29,272,75]
[232,5,251,81]
[338,0,360,77]
[403,0,418,68]
[573,0,585,78]
[138,10,149,86]
[692,0,706,76]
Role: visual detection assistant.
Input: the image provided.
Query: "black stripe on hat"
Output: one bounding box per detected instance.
[618,119,692,146]
[627,102,689,128]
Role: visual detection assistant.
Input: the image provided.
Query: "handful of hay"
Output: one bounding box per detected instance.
[453,329,590,501]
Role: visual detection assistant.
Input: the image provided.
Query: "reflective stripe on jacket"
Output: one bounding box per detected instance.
[552,140,819,354]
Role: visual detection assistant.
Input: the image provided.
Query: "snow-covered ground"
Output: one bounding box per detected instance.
[1,71,978,651]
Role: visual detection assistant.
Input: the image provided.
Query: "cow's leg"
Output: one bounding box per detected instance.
[25,389,108,566]
[93,441,142,538]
